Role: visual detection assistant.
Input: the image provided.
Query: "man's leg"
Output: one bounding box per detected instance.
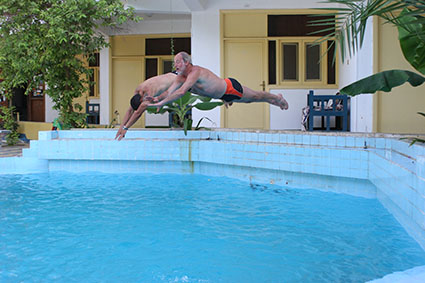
[239,85,289,110]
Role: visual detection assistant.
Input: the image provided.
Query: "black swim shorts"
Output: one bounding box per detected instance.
[221,78,243,102]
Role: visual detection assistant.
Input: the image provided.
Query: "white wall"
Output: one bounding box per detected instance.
[44,92,59,123]
[338,17,375,132]
[270,88,338,130]
[99,42,110,125]
[105,14,191,36]
[191,10,221,128]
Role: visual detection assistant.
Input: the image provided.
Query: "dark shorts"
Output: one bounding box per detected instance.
[221,78,243,102]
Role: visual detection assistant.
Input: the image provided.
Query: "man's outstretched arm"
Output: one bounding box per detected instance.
[115,102,148,141]
[115,107,133,140]
[149,69,200,107]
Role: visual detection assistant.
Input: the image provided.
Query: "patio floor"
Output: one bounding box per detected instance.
[0,143,29,158]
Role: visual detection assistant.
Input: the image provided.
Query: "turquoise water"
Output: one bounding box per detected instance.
[1,172,425,282]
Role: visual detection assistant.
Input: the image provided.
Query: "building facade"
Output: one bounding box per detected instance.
[39,0,425,134]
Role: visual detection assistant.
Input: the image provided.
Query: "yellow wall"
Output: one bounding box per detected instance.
[112,58,145,128]
[223,12,267,38]
[377,18,425,134]
[110,36,145,127]
[18,121,52,140]
[111,35,145,56]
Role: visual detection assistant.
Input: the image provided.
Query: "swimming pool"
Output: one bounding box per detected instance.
[0,129,424,281]
[2,172,425,282]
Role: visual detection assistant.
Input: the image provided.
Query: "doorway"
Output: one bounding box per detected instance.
[222,40,269,129]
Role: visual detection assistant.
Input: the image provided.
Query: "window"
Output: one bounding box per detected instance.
[146,38,191,55]
[145,56,174,79]
[282,42,299,81]
[88,52,100,97]
[144,37,190,78]
[268,38,335,87]
[305,43,321,81]
[267,14,336,87]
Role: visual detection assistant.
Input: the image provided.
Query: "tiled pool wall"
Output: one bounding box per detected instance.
[0,129,424,250]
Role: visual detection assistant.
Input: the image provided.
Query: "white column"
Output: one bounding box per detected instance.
[191,10,222,128]
[99,40,110,125]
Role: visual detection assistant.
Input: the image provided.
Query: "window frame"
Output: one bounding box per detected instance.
[88,66,100,98]
[144,55,174,78]
[277,37,328,87]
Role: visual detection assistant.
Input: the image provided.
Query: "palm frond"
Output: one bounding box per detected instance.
[314,0,425,61]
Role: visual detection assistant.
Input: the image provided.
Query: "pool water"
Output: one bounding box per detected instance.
[1,172,425,282]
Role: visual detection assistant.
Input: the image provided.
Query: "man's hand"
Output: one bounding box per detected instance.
[143,96,157,103]
[114,127,128,141]
[147,101,164,113]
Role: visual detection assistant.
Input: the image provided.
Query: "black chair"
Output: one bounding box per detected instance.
[86,101,100,124]
[307,90,349,131]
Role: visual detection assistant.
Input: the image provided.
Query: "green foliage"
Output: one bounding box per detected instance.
[315,1,425,96]
[314,1,425,140]
[0,0,139,128]
[147,92,223,135]
[0,105,20,145]
[397,9,425,75]
[340,70,425,96]
[315,1,425,63]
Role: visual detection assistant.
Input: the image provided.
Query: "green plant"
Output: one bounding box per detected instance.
[314,0,425,94]
[0,105,19,145]
[105,110,120,129]
[147,92,223,135]
[0,0,139,129]
[314,1,425,143]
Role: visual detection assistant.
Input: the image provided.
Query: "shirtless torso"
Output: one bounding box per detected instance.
[135,72,178,98]
[178,66,227,99]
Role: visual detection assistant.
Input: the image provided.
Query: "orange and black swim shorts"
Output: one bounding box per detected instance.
[221,78,243,102]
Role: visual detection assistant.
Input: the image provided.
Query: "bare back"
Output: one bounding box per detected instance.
[184,66,227,99]
[136,73,177,97]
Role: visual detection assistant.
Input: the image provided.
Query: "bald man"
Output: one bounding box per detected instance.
[149,51,289,110]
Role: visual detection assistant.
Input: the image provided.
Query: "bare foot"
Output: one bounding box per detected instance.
[276,94,289,110]
[223,101,233,108]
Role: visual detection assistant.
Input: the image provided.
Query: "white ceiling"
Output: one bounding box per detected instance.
[124,0,207,14]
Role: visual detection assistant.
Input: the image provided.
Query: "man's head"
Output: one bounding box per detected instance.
[174,51,191,75]
[130,93,142,110]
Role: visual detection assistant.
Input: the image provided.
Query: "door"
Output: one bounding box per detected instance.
[222,40,268,129]
[112,58,144,128]
[28,81,45,122]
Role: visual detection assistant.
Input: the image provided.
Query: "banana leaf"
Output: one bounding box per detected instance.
[340,69,425,96]
[177,92,193,106]
[398,9,425,75]
[185,95,199,106]
[194,101,223,110]
[183,118,193,135]
[146,106,168,114]
[195,95,213,102]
